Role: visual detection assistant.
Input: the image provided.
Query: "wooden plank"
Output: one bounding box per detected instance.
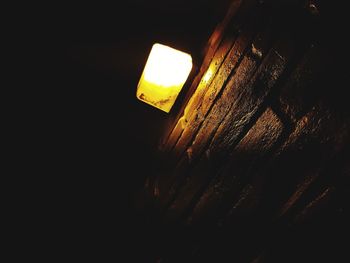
[186,27,273,163]
[163,154,212,223]
[258,103,350,218]
[208,36,295,166]
[186,108,283,225]
[160,34,295,220]
[172,25,257,160]
[278,173,320,217]
[156,27,262,209]
[219,183,256,224]
[293,186,335,224]
[156,154,190,209]
[163,0,262,159]
[155,27,264,207]
[160,0,245,150]
[155,2,269,210]
[202,0,244,62]
[277,141,350,220]
[163,35,236,154]
[278,45,325,122]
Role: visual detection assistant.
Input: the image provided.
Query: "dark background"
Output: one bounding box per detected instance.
[35,1,229,261]
[26,1,349,261]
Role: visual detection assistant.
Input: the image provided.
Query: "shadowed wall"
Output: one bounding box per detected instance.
[137,1,349,262]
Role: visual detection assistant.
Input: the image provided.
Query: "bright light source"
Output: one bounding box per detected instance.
[136,43,193,113]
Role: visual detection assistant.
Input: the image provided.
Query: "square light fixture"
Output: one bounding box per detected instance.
[136,43,193,113]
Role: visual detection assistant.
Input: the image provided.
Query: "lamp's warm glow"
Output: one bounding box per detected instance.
[136,43,193,113]
[202,67,214,83]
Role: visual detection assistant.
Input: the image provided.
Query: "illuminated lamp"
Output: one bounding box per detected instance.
[136,43,193,113]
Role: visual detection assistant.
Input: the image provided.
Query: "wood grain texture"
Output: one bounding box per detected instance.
[278,45,325,122]
[208,37,294,166]
[164,35,236,154]
[186,27,273,163]
[160,0,246,152]
[137,1,350,261]
[172,26,256,160]
[187,108,283,225]
[158,27,269,212]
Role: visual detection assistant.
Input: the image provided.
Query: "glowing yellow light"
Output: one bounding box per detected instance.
[136,43,193,113]
[202,67,214,83]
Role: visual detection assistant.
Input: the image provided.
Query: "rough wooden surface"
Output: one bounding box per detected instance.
[160,0,247,153]
[187,108,284,225]
[138,0,350,262]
